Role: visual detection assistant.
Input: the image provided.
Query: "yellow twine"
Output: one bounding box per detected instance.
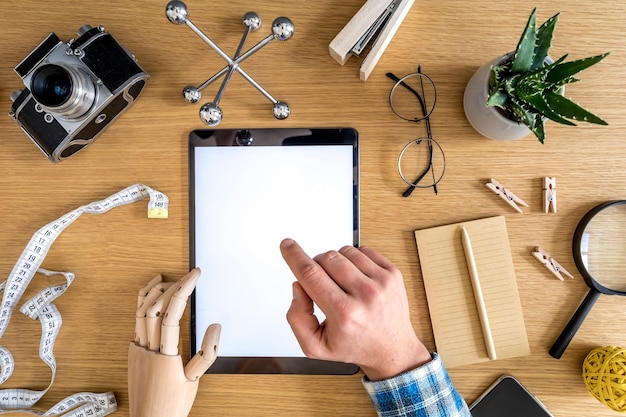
[583,346,626,412]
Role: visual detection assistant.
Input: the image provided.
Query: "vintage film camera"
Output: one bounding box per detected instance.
[9,25,149,163]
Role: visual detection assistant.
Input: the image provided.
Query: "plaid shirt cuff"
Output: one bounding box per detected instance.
[362,353,470,417]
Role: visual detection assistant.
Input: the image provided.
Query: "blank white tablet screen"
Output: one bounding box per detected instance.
[193,144,356,357]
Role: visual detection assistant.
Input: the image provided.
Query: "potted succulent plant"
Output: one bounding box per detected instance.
[463,8,609,143]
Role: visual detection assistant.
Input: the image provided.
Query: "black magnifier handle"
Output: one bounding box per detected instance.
[549,289,601,359]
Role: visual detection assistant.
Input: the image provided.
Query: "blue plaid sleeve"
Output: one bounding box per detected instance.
[362,353,471,417]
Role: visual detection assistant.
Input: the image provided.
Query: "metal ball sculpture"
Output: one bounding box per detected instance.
[166,1,294,126]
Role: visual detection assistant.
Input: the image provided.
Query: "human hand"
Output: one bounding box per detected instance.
[128,269,220,417]
[280,239,432,381]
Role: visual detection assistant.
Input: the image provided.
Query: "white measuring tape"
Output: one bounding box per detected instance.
[0,184,168,416]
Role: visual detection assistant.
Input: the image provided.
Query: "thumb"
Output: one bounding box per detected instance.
[184,323,221,381]
[286,282,325,359]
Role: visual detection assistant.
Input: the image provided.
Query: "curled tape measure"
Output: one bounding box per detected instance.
[0,184,168,416]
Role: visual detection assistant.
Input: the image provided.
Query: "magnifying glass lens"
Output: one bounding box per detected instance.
[580,203,626,291]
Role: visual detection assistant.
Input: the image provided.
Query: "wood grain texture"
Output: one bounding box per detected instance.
[0,1,624,416]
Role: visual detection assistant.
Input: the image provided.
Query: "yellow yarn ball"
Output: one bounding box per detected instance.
[583,346,626,412]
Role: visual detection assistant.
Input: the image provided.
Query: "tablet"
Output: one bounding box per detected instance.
[469,375,553,417]
[189,128,359,374]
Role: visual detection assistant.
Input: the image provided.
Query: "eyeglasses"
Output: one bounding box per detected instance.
[387,66,445,197]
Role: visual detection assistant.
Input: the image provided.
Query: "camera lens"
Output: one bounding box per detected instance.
[29,63,96,118]
[31,65,72,107]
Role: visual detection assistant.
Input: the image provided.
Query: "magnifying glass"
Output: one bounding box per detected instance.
[549,200,626,359]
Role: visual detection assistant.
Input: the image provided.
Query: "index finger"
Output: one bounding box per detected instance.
[280,239,346,314]
[158,268,202,355]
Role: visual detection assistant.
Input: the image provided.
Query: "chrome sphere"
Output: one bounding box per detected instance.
[243,12,261,31]
[183,86,201,103]
[200,103,223,126]
[166,1,189,24]
[272,17,294,41]
[273,102,290,119]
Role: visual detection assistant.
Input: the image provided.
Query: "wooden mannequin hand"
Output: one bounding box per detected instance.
[128,269,220,417]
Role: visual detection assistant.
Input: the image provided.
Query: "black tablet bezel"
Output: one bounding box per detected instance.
[188,128,360,374]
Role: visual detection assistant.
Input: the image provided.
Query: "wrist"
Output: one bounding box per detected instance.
[361,340,432,381]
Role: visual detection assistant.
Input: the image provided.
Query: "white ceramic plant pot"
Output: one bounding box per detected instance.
[463,54,531,140]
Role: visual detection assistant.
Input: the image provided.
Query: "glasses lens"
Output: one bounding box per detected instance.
[389,73,436,122]
[398,138,445,188]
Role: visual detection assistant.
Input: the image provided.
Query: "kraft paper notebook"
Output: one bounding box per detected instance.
[414,216,530,368]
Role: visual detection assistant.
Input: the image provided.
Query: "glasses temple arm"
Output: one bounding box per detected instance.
[386,72,428,115]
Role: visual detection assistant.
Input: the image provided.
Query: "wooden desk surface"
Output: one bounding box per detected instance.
[1,1,624,416]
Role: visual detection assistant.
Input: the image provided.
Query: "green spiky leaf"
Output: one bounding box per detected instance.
[509,97,535,128]
[487,89,509,108]
[490,64,508,86]
[544,90,608,125]
[521,91,577,126]
[546,53,610,83]
[512,57,565,97]
[532,12,559,70]
[553,76,579,90]
[514,72,553,98]
[532,115,546,143]
[511,8,537,73]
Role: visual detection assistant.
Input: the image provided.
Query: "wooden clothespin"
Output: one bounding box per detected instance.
[532,246,573,281]
[485,178,529,213]
[543,177,557,213]
[329,0,415,81]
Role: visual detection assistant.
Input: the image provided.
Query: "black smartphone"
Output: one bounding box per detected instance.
[469,375,553,417]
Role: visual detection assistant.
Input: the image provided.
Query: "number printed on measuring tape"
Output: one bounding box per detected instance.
[0,184,168,416]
